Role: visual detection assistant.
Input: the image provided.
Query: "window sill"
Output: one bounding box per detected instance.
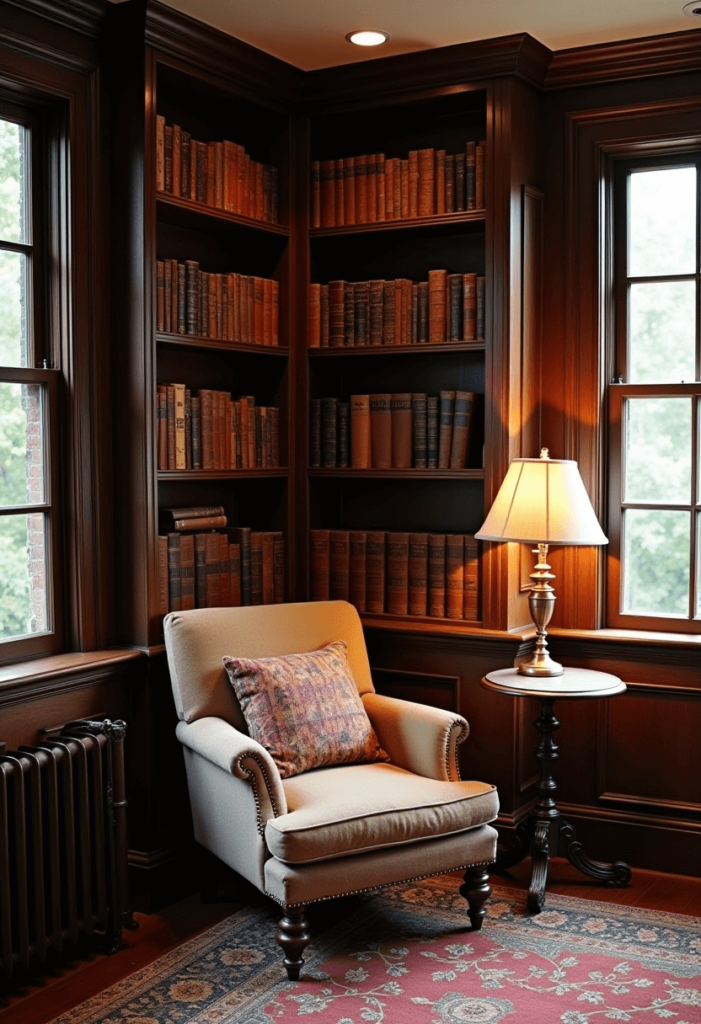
[548,626,701,651]
[0,648,144,693]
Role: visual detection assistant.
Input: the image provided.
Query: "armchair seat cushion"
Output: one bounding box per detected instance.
[265,762,498,865]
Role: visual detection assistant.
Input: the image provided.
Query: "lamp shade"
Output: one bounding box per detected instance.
[475,455,608,546]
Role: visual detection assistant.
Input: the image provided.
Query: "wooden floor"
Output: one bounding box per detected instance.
[2,860,700,1024]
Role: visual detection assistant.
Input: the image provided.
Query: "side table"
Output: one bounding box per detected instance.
[481,667,632,913]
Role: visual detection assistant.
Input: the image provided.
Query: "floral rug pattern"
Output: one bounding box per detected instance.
[49,876,701,1024]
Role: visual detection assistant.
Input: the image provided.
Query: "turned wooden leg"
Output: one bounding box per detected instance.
[276,906,312,981]
[460,868,492,931]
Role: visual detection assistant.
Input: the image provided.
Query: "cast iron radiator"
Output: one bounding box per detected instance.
[0,718,135,977]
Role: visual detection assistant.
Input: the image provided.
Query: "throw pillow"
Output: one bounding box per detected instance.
[223,640,389,779]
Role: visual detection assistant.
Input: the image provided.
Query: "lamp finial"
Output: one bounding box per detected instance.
[539,447,549,460]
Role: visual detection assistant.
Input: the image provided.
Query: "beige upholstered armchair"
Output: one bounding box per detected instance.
[164,600,499,979]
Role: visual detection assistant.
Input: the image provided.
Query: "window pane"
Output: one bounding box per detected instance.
[629,281,695,383]
[0,119,27,244]
[0,250,29,367]
[628,167,696,277]
[0,512,48,640]
[622,509,689,616]
[624,397,691,504]
[0,382,45,506]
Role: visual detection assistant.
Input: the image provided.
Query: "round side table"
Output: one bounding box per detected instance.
[481,666,632,914]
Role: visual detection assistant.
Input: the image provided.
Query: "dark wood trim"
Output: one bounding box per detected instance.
[309,342,486,358]
[308,468,484,480]
[156,192,290,235]
[157,334,289,357]
[2,0,106,37]
[310,210,486,238]
[0,648,143,693]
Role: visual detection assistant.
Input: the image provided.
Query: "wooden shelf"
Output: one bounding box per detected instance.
[158,469,288,481]
[156,193,289,237]
[157,333,289,356]
[310,209,486,239]
[308,468,484,479]
[309,341,485,357]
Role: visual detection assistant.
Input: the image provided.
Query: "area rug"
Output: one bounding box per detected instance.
[50,875,701,1024]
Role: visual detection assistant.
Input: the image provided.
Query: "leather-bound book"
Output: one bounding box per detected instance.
[387,532,409,614]
[409,532,429,616]
[320,284,329,347]
[334,158,345,227]
[454,153,466,211]
[412,393,428,468]
[369,281,384,345]
[320,159,335,227]
[448,273,463,342]
[418,148,435,217]
[411,283,419,343]
[354,281,369,346]
[350,394,370,469]
[407,150,418,218]
[254,277,265,345]
[403,279,413,344]
[207,273,217,338]
[237,397,248,469]
[189,138,198,203]
[254,406,263,467]
[270,166,279,224]
[321,397,338,467]
[393,279,404,345]
[310,160,321,228]
[164,124,173,193]
[197,389,213,469]
[269,406,279,467]
[365,531,386,613]
[330,530,350,600]
[376,153,386,221]
[206,141,216,206]
[261,532,275,604]
[400,159,409,218]
[337,402,350,468]
[450,391,476,469]
[354,154,368,223]
[463,273,477,340]
[272,532,285,603]
[214,142,224,210]
[194,533,207,608]
[446,534,464,619]
[232,399,241,468]
[231,527,252,605]
[245,395,256,470]
[383,280,395,345]
[223,140,236,212]
[310,529,330,600]
[233,273,241,343]
[237,274,247,344]
[466,141,476,210]
[476,142,486,209]
[417,281,429,343]
[370,394,392,469]
[391,393,413,469]
[163,259,172,334]
[172,124,181,197]
[157,385,167,469]
[166,384,176,469]
[167,532,181,611]
[328,280,345,347]
[366,155,377,223]
[177,262,186,334]
[186,390,194,468]
[221,274,230,341]
[173,382,187,470]
[344,282,355,347]
[349,531,367,611]
[181,132,191,198]
[428,269,447,343]
[236,144,246,215]
[173,514,227,531]
[309,283,321,347]
[196,140,208,204]
[158,535,169,614]
[156,261,165,332]
[436,150,446,214]
[385,158,395,220]
[445,155,455,213]
[344,157,356,224]
[156,115,165,191]
[210,390,221,470]
[477,276,486,338]
[262,164,272,221]
[162,504,226,523]
[249,532,263,605]
[427,395,439,468]
[205,531,221,607]
[272,280,279,346]
[309,398,321,468]
[219,533,231,607]
[438,390,456,469]
[229,542,241,607]
[463,534,480,620]
[263,278,273,346]
[428,533,446,617]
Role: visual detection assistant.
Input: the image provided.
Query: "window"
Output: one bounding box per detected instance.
[608,152,701,631]
[0,105,62,659]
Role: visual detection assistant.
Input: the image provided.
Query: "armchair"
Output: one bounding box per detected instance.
[164,600,499,979]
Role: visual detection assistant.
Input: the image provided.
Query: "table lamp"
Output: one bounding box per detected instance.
[475,448,608,677]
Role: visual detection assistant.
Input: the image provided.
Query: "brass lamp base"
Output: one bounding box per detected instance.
[518,543,564,677]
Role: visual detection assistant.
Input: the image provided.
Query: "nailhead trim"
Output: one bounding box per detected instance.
[445,719,468,781]
[236,752,281,835]
[265,857,496,909]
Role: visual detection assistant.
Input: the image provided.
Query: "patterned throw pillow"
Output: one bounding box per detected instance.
[222,640,389,779]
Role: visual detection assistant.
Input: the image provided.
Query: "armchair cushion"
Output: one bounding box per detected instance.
[223,640,389,779]
[265,761,498,864]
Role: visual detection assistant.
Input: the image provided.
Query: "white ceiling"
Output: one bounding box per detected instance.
[133,0,700,71]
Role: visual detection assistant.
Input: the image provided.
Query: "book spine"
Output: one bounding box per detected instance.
[343,157,356,225]
[408,533,429,616]
[329,529,350,600]
[196,141,207,204]
[321,397,338,467]
[400,159,409,219]
[465,140,476,211]
[272,280,279,346]
[394,280,403,345]
[166,384,175,469]
[179,532,196,609]
[158,535,169,614]
[476,141,486,209]
[173,515,228,531]
[328,280,345,348]
[334,158,345,227]
[369,393,392,469]
[417,281,429,343]
[206,141,216,206]
[177,263,186,334]
[269,406,279,467]
[214,141,224,209]
[157,385,167,470]
[408,150,419,218]
[163,259,172,333]
[463,534,480,620]
[438,390,456,469]
[246,395,256,469]
[167,532,181,611]
[386,532,409,615]
[354,281,369,346]
[411,283,418,344]
[199,389,214,470]
[446,534,464,620]
[445,155,455,213]
[454,153,466,211]
[320,159,335,227]
[428,269,447,343]
[427,395,439,469]
[391,392,413,469]
[337,401,350,468]
[254,405,263,467]
[271,166,279,224]
[366,154,377,223]
[194,533,207,608]
[310,397,321,468]
[164,125,173,193]
[355,154,367,223]
[261,532,274,604]
[173,382,186,470]
[418,148,435,217]
[262,164,272,222]
[309,283,321,347]
[229,542,242,607]
[310,529,330,600]
[403,279,412,345]
[350,394,370,469]
[435,149,446,214]
[205,531,221,607]
[343,282,355,347]
[449,390,475,469]
[428,533,446,617]
[411,393,428,468]
[369,280,384,346]
[462,273,477,340]
[250,532,263,605]
[156,261,164,331]
[385,158,395,220]
[320,284,329,347]
[349,530,367,612]
[376,153,386,221]
[162,504,225,520]
[185,261,199,335]
[233,528,252,605]
[156,115,165,191]
[273,533,285,603]
[477,276,485,339]
[382,280,395,345]
[185,389,192,469]
[181,132,190,198]
[448,273,463,342]
[191,396,201,469]
[365,531,386,613]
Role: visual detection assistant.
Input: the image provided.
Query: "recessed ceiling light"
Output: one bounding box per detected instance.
[682,0,701,14]
[346,30,391,47]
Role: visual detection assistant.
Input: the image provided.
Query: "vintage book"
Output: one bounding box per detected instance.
[462,273,477,340]
[203,531,220,607]
[334,158,345,227]
[167,532,181,611]
[272,280,279,346]
[383,280,395,345]
[391,157,401,220]
[369,280,384,345]
[354,281,369,346]
[158,535,169,614]
[320,159,335,228]
[231,527,252,606]
[400,158,409,218]
[365,531,386,613]
[349,530,367,612]
[418,148,435,217]
[166,383,176,469]
[214,142,224,209]
[465,141,476,211]
[181,132,191,198]
[435,149,446,214]
[206,141,216,206]
[329,529,350,601]
[254,405,263,467]
[446,534,464,619]
[193,533,207,608]
[263,277,273,346]
[164,125,173,193]
[189,138,198,202]
[156,261,165,332]
[476,276,486,338]
[337,401,350,468]
[385,158,395,220]
[246,395,256,470]
[454,153,466,211]
[391,393,412,469]
[428,269,447,343]
[354,154,368,223]
[393,279,404,345]
[185,389,192,469]
[411,393,428,468]
[408,533,429,616]
[162,504,225,522]
[343,157,356,224]
[366,155,377,223]
[408,150,419,218]
[261,532,274,604]
[250,531,263,605]
[320,284,329,347]
[427,395,439,468]
[156,115,165,191]
[217,533,230,607]
[185,261,199,335]
[386,532,409,615]
[438,390,456,469]
[311,528,330,601]
[173,382,187,470]
[310,397,321,468]
[163,259,172,333]
[417,281,429,343]
[376,153,386,221]
[270,166,279,224]
[321,397,338,467]
[350,394,370,469]
[463,534,479,620]
[177,262,186,334]
[173,514,227,531]
[196,140,208,204]
[476,142,486,209]
[428,533,446,617]
[343,282,355,347]
[310,160,321,228]
[223,140,236,212]
[309,283,321,347]
[370,393,392,469]
[269,406,279,467]
[190,396,201,469]
[411,283,419,343]
[254,276,265,345]
[157,385,167,469]
[328,281,345,348]
[448,274,463,342]
[449,390,476,469]
[272,532,285,603]
[445,154,455,213]
[229,542,242,607]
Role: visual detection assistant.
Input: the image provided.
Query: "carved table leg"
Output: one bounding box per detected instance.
[526,819,551,913]
[276,906,312,981]
[460,867,492,930]
[559,819,632,887]
[495,815,535,870]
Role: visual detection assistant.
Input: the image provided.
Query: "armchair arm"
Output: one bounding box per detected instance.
[176,717,287,821]
[362,693,468,782]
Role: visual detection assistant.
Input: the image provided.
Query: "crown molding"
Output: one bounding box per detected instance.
[1,0,107,37]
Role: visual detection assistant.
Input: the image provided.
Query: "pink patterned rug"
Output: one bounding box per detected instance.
[51,874,701,1024]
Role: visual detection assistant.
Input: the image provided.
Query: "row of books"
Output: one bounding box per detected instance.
[156,387,280,471]
[311,142,486,229]
[310,391,478,471]
[159,518,285,613]
[309,272,485,348]
[311,530,479,620]
[156,117,279,224]
[156,260,280,346]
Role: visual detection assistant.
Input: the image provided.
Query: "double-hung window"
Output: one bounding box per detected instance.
[608,152,701,631]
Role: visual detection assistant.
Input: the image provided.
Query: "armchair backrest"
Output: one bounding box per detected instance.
[164,600,375,730]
